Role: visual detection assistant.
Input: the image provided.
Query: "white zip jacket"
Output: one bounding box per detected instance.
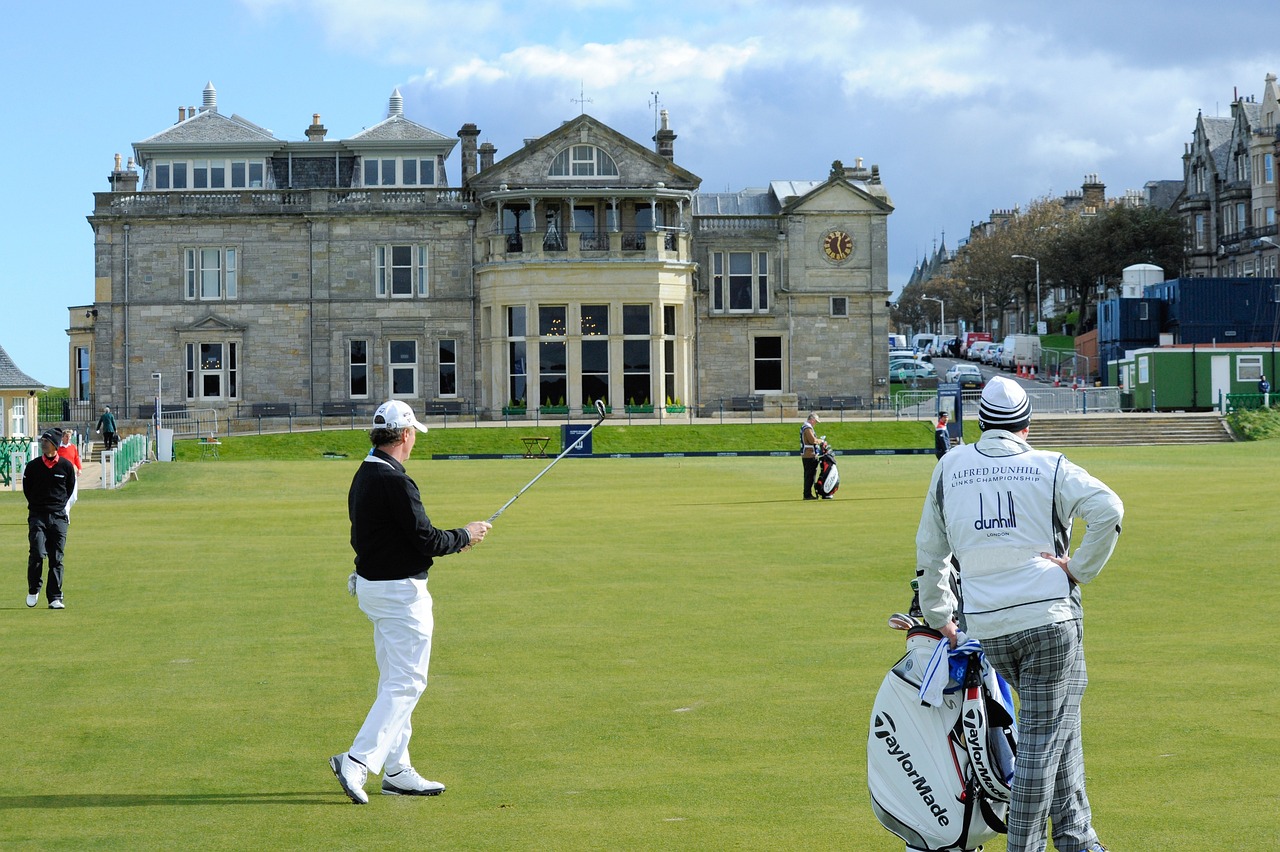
[915,429,1124,639]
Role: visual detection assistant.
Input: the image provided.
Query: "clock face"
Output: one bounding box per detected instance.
[823,229,853,262]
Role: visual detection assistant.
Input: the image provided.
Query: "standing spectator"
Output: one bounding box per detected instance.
[24,428,76,609]
[96,406,119,451]
[800,412,821,500]
[933,411,950,459]
[1260,375,1271,407]
[915,376,1123,852]
[57,430,83,516]
[330,400,492,804]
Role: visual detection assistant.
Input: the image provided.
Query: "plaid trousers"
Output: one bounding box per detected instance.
[981,620,1098,852]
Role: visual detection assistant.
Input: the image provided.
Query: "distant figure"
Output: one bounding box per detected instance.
[800,412,821,500]
[934,412,951,459]
[57,430,82,516]
[96,406,119,451]
[1260,375,1271,407]
[24,429,76,609]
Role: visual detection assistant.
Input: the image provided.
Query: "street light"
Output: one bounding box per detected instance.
[922,296,945,351]
[1011,254,1040,334]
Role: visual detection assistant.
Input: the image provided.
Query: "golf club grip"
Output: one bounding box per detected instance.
[487,408,607,524]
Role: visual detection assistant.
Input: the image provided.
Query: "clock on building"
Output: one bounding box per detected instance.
[822,229,853,262]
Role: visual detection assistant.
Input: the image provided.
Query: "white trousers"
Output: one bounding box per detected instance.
[349,576,434,776]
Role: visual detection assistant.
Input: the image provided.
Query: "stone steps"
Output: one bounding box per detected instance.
[1028,414,1233,447]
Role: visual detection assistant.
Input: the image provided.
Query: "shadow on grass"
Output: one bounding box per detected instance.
[0,791,340,808]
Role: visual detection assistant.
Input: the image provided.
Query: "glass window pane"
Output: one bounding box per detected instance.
[623,304,650,335]
[156,164,170,189]
[364,160,378,185]
[439,339,456,364]
[663,305,676,336]
[540,306,567,337]
[210,163,225,187]
[392,367,415,395]
[249,163,263,187]
[350,365,367,397]
[193,161,208,189]
[420,159,434,185]
[390,340,416,364]
[754,336,782,359]
[581,304,609,335]
[231,162,246,187]
[508,305,526,337]
[623,339,650,371]
[403,159,417,185]
[172,163,187,189]
[581,339,608,372]
[381,159,396,186]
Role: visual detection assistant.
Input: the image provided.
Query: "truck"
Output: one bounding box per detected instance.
[1000,334,1041,371]
[888,333,908,350]
[960,332,992,357]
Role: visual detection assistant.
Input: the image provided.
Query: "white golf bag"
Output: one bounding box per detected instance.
[815,438,839,496]
[868,626,1017,852]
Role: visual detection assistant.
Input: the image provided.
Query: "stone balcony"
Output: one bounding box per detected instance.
[91,187,479,217]
[482,228,691,263]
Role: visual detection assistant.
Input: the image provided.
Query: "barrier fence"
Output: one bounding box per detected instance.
[101,433,149,489]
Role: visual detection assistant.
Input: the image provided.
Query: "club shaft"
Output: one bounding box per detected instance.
[487,410,606,523]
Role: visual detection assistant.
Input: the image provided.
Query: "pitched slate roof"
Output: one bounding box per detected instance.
[0,343,46,390]
[136,107,279,145]
[347,115,453,144]
[693,189,779,216]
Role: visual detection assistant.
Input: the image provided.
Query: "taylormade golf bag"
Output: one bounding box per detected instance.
[814,438,839,497]
[868,626,1017,852]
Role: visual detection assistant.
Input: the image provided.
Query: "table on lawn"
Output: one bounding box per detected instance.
[520,436,550,458]
[199,436,222,459]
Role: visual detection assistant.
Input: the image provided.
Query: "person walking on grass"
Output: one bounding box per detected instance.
[914,376,1123,852]
[24,428,76,609]
[330,400,492,804]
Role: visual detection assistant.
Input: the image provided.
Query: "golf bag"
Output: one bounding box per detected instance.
[867,626,1017,852]
[814,438,839,496]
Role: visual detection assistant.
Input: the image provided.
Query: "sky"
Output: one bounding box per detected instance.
[0,0,1272,386]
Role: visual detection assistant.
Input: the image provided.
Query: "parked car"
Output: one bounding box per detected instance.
[891,361,938,381]
[967,340,993,361]
[944,363,985,389]
[982,345,1004,366]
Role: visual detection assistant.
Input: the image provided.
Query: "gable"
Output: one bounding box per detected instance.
[178,314,245,334]
[782,178,894,214]
[470,114,699,191]
[137,109,280,146]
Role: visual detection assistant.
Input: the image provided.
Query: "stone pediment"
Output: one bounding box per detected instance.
[780,177,894,214]
[470,113,700,191]
[177,314,245,334]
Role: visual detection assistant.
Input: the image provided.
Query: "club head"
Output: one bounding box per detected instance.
[888,613,920,631]
[595,399,607,418]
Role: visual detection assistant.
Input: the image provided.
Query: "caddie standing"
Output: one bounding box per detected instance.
[24,428,76,609]
[914,376,1123,852]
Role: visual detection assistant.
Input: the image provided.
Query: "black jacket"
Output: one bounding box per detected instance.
[348,449,471,581]
[23,455,76,516]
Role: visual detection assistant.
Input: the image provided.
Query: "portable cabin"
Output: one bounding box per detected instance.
[1110,344,1280,411]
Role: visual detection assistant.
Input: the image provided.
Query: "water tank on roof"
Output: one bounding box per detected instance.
[1121,263,1164,298]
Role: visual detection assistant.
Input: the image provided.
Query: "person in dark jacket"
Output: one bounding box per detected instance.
[330,400,491,804]
[24,428,76,609]
[933,411,951,459]
[95,406,118,451]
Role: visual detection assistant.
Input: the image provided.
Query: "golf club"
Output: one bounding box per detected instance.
[487,399,608,523]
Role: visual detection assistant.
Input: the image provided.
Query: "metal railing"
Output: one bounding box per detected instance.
[1,437,35,487]
[894,387,1121,418]
[102,433,149,489]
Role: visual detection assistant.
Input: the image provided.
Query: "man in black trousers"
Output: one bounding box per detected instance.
[24,428,76,609]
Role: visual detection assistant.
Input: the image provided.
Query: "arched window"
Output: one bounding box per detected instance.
[549,145,619,178]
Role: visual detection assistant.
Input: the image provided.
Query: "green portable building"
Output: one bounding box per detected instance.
[1109,345,1280,411]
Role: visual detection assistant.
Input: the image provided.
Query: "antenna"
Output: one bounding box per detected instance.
[649,90,661,137]
[571,81,592,115]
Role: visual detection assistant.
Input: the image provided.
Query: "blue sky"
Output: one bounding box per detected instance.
[0,0,1272,385]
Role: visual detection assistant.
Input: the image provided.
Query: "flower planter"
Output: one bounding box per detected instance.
[539,406,570,415]
[665,405,686,414]
[501,406,527,416]
[625,405,654,414]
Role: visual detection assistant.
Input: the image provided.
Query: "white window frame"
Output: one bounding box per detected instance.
[185,247,238,301]
[348,339,369,399]
[711,250,770,314]
[1237,355,1264,383]
[549,145,619,178]
[155,159,263,190]
[185,341,239,401]
[375,245,428,298]
[362,156,438,187]
[750,333,785,394]
[438,338,457,398]
[388,339,418,398]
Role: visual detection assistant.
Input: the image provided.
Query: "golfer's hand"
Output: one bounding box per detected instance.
[1041,551,1078,583]
[461,521,492,551]
[939,620,960,649]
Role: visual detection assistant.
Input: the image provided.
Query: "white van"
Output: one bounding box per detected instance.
[911,333,937,356]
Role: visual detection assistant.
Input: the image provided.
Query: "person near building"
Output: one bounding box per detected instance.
[914,376,1123,852]
[1259,375,1271,407]
[800,412,821,500]
[329,400,493,804]
[24,428,77,609]
[933,411,951,459]
[95,406,119,451]
[57,430,83,516]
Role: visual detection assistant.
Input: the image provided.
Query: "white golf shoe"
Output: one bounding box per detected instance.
[49,599,65,609]
[26,593,38,607]
[381,767,445,796]
[329,753,369,804]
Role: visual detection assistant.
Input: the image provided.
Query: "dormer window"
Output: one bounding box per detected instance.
[550,145,618,178]
[362,156,437,187]
[153,159,264,190]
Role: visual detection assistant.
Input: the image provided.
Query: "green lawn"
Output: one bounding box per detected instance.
[2,441,1276,849]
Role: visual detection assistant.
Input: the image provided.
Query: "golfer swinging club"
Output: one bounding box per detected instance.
[330,400,491,804]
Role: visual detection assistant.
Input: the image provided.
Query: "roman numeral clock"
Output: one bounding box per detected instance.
[822,228,853,263]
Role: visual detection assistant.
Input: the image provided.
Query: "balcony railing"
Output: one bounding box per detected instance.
[1219,223,1280,246]
[94,187,477,216]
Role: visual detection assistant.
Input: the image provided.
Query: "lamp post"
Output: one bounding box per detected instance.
[922,296,945,352]
[1011,254,1040,334]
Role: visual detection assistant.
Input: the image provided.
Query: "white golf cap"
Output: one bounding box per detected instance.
[372,399,429,433]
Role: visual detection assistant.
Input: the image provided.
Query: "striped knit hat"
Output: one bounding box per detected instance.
[978,376,1031,432]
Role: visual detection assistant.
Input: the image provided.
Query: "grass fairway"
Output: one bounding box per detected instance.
[2,441,1277,849]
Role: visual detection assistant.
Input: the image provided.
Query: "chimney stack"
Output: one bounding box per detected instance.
[478,141,496,173]
[654,109,676,160]
[1082,173,1106,209]
[178,106,187,123]
[108,152,139,193]
[306,113,328,142]
[458,123,481,184]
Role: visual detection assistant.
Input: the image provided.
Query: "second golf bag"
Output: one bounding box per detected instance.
[814,438,839,497]
[867,625,1017,852]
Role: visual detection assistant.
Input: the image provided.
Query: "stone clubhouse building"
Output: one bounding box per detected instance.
[71,83,893,424]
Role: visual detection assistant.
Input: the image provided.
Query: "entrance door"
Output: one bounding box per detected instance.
[1211,355,1230,411]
